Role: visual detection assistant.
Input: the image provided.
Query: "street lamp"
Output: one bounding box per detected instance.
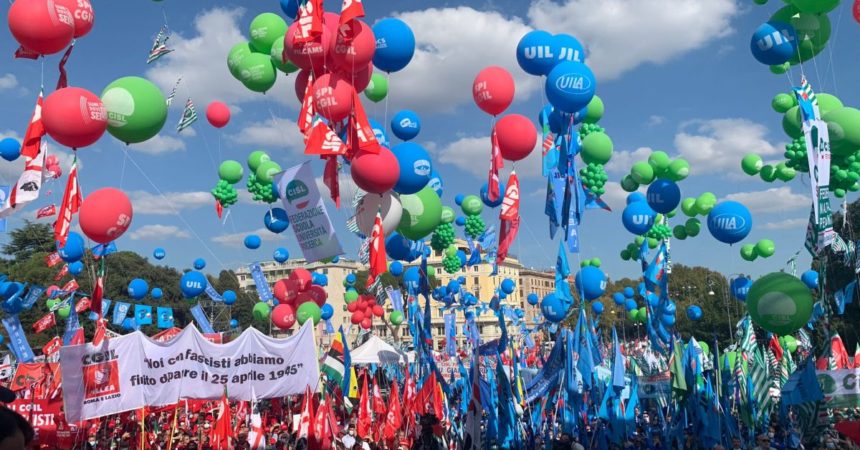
[706,274,733,340]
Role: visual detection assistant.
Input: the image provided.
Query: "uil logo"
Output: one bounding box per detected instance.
[756,29,794,52]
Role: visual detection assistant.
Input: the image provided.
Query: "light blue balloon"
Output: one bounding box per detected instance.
[480,182,505,208]
[0,138,21,162]
[179,271,207,298]
[57,232,85,263]
[456,250,467,266]
[646,179,681,214]
[153,247,166,260]
[663,301,677,315]
[661,313,676,326]
[244,234,262,249]
[128,278,148,300]
[223,290,237,305]
[801,270,819,290]
[151,288,163,300]
[623,287,635,298]
[730,277,752,301]
[264,208,290,234]
[574,266,606,300]
[428,170,444,198]
[750,21,797,66]
[447,280,461,293]
[454,194,465,205]
[193,258,206,270]
[368,118,390,147]
[389,261,404,276]
[612,292,625,305]
[553,33,586,64]
[545,61,596,113]
[455,216,466,226]
[707,201,752,244]
[527,293,539,306]
[627,192,647,205]
[372,18,415,73]
[68,261,84,276]
[500,278,516,295]
[229,318,239,328]
[403,266,420,291]
[392,142,432,195]
[391,110,420,141]
[273,247,289,263]
[625,298,637,312]
[516,30,559,76]
[592,300,604,315]
[687,305,703,321]
[647,292,660,308]
[321,303,334,321]
[622,201,656,235]
[541,293,567,323]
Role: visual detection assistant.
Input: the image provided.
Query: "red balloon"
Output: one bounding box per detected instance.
[347,302,358,313]
[360,318,372,330]
[341,62,373,93]
[495,114,538,161]
[284,22,332,74]
[312,73,355,123]
[331,20,375,73]
[205,101,230,128]
[78,188,133,244]
[271,304,296,330]
[322,12,340,36]
[351,311,364,324]
[305,285,328,307]
[295,291,315,306]
[7,0,75,55]
[372,305,384,317]
[294,69,311,102]
[273,279,299,304]
[350,148,400,194]
[472,66,515,116]
[55,0,94,38]
[288,268,312,291]
[42,87,107,148]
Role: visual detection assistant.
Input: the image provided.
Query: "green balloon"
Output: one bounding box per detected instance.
[740,244,758,261]
[398,187,443,240]
[218,160,244,184]
[817,93,843,116]
[834,188,846,198]
[227,42,254,77]
[248,151,270,172]
[647,237,659,249]
[270,36,299,73]
[364,73,388,103]
[698,341,710,356]
[760,165,778,182]
[628,309,639,321]
[776,163,796,181]
[427,266,436,280]
[666,209,677,218]
[771,93,796,113]
[823,107,860,156]
[685,218,701,237]
[583,95,604,124]
[771,6,831,64]
[460,195,483,216]
[445,245,458,258]
[620,175,639,192]
[57,305,70,319]
[236,53,277,93]
[782,106,803,138]
[580,132,613,165]
[648,151,671,173]
[389,310,404,326]
[673,225,687,240]
[440,206,455,224]
[747,272,813,335]
[46,299,58,310]
[770,62,790,75]
[591,257,602,268]
[255,160,282,183]
[756,239,776,258]
[741,154,763,175]
[252,302,271,321]
[344,290,359,304]
[637,307,647,323]
[630,161,655,185]
[101,77,168,144]
[780,335,798,352]
[620,249,631,260]
[667,159,690,181]
[681,198,697,217]
[790,0,840,13]
[694,192,716,215]
[249,13,288,54]
[296,301,322,325]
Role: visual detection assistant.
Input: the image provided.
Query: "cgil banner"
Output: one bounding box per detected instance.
[818,368,860,408]
[60,321,320,422]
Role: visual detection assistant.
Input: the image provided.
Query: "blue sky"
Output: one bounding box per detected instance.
[1,0,859,283]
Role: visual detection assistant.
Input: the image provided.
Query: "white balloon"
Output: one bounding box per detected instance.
[354,191,402,237]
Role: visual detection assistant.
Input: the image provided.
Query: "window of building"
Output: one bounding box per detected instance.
[473,277,479,285]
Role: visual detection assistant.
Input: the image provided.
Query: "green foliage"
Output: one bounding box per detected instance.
[2,220,55,261]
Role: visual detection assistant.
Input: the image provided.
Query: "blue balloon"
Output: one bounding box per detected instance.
[345,273,356,285]
[750,21,797,66]
[0,334,4,344]
[179,271,207,298]
[428,170,444,198]
[68,261,84,275]
[454,194,465,205]
[623,287,634,298]
[223,290,237,305]
[622,201,656,235]
[153,247,166,260]
[548,108,566,134]
[480,182,505,208]
[455,216,466,226]
[707,201,752,244]
[273,247,289,263]
[516,30,559,76]
[647,292,660,308]
[229,319,239,328]
[592,300,604,315]
[625,298,638,312]
[627,192,647,205]
[545,61,596,113]
[403,266,420,291]
[661,313,676,326]
[498,291,507,300]
[385,232,415,261]
[612,292,625,305]
[553,33,586,64]
[447,280,461,293]
[391,110,421,141]
[264,208,290,234]
[457,276,466,285]
[193,258,206,270]
[313,273,328,287]
[392,142,432,195]
[527,293,539,306]
[686,305,703,321]
[0,138,21,162]
[331,256,340,263]
[279,0,298,19]
[389,261,404,276]
[57,232,85,263]
[646,179,681,214]
[151,288,163,300]
[456,250,467,267]
[271,181,280,199]
[801,270,819,290]
[244,234,262,249]
[541,293,567,323]
[663,301,677,315]
[500,278,516,295]
[321,303,334,321]
[574,266,606,300]
[730,277,753,301]
[368,119,390,147]
[128,278,149,300]
[372,18,415,73]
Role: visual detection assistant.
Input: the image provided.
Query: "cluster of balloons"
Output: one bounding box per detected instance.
[621,150,690,193]
[747,272,813,335]
[458,194,485,240]
[246,150,280,203]
[44,154,63,179]
[227,13,289,93]
[750,0,837,71]
[8,0,94,55]
[739,239,776,261]
[269,268,328,329]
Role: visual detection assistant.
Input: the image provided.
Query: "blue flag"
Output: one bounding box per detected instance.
[21,285,45,309]
[156,306,174,328]
[112,301,131,326]
[611,328,625,393]
[249,263,274,303]
[835,280,856,315]
[444,312,456,357]
[135,304,153,326]
[1,315,34,362]
[204,282,223,302]
[190,303,215,333]
[63,302,81,345]
[781,358,824,405]
[495,351,519,448]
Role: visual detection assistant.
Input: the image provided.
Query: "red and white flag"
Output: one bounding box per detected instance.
[54,264,69,281]
[305,121,347,156]
[487,129,504,202]
[297,73,316,134]
[372,380,387,414]
[54,158,81,246]
[297,386,315,442]
[21,90,45,160]
[36,204,56,219]
[323,156,340,209]
[44,252,62,267]
[496,172,520,265]
[210,389,233,450]
[74,297,91,314]
[366,211,386,287]
[61,279,79,293]
[247,398,266,450]
[42,336,62,357]
[357,374,372,439]
[339,0,365,25]
[348,91,380,156]
[0,355,12,380]
[382,381,402,440]
[33,312,57,333]
[294,0,323,43]
[0,142,46,219]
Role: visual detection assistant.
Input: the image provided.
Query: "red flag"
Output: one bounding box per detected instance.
[91,262,105,323]
[831,333,851,369]
[348,91,380,156]
[294,0,324,43]
[323,156,340,209]
[298,386,315,442]
[297,74,316,134]
[36,204,57,219]
[372,380,387,414]
[61,279,79,293]
[210,389,232,450]
[45,252,62,267]
[339,0,365,25]
[769,334,783,361]
[54,264,70,281]
[416,372,438,415]
[54,159,81,247]
[33,312,57,333]
[403,374,417,412]
[69,328,85,345]
[74,297,91,314]
[14,46,39,59]
[21,90,45,160]
[366,211,386,287]
[305,121,347,156]
[383,381,402,440]
[312,393,334,450]
[42,336,62,356]
[233,401,248,437]
[92,319,107,347]
[487,129,504,202]
[496,172,520,265]
[215,199,223,219]
[357,374,372,439]
[854,344,860,369]
[56,44,74,90]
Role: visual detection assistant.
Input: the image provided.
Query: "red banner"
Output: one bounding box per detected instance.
[45,252,62,267]
[42,337,62,357]
[10,363,48,392]
[61,279,79,292]
[33,312,56,333]
[75,297,91,313]
[6,399,63,447]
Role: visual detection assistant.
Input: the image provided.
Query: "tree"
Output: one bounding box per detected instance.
[2,220,54,261]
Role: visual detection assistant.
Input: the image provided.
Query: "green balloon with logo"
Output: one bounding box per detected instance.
[747,272,813,335]
[398,186,443,240]
[101,76,168,144]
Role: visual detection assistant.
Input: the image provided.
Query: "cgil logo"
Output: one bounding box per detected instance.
[555,73,591,93]
[375,38,388,49]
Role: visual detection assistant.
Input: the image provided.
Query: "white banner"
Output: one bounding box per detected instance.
[275,162,343,263]
[60,321,319,422]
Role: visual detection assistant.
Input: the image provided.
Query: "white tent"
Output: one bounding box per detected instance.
[350,335,408,364]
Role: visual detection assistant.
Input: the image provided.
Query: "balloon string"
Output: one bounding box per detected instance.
[384,72,391,132]
[119,148,127,190]
[40,58,44,90]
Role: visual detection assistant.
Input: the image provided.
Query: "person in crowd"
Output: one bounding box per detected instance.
[0,405,34,450]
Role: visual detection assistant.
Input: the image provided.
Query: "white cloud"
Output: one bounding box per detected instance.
[0,130,21,141]
[722,187,809,214]
[674,118,783,175]
[761,218,807,230]
[602,181,644,210]
[604,146,654,175]
[527,0,738,80]
[433,135,542,179]
[646,115,666,127]
[129,224,191,240]
[391,7,539,113]
[127,134,186,155]
[130,190,212,215]
[0,74,18,91]
[227,116,304,152]
[212,227,284,247]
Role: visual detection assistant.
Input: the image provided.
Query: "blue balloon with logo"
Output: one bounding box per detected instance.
[223,290,236,305]
[57,232,85,263]
[264,208,290,233]
[801,270,819,290]
[0,138,21,162]
[663,300,676,315]
[575,266,606,300]
[592,300,604,315]
[368,118,389,147]
[428,170,444,198]
[392,142,432,195]
[707,201,752,244]
[389,261,403,276]
[321,303,334,321]
[516,30,559,76]
[750,21,797,66]
[622,201,656,235]
[193,258,206,270]
[385,232,413,261]
[527,293,539,306]
[128,278,149,300]
[646,179,681,214]
[180,271,207,298]
[403,266,420,291]
[68,261,84,276]
[272,248,289,263]
[541,293,566,323]
[151,287,163,300]
[391,110,420,141]
[553,33,585,64]
[730,277,753,301]
[244,234,262,249]
[372,18,415,73]
[279,0,298,19]
[545,60,596,113]
[480,182,505,208]
[153,247,166,260]
[687,305,703,321]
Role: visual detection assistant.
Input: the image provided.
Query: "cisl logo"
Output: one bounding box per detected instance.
[286,180,311,209]
[555,73,591,93]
